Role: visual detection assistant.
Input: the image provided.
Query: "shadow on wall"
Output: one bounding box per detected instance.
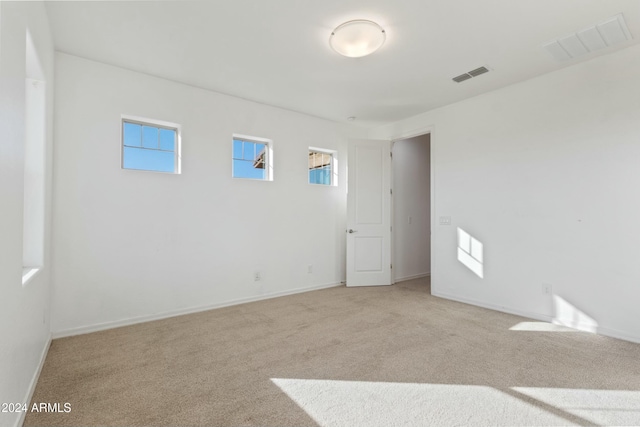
[456,226,598,334]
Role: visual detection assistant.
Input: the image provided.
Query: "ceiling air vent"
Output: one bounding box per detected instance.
[452,66,490,83]
[543,13,633,62]
[468,66,489,77]
[452,73,472,83]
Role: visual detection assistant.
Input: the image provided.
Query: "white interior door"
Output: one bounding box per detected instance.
[346,139,392,287]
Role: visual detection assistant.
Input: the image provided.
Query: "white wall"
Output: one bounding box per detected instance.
[52,53,362,336]
[392,134,431,282]
[0,2,54,427]
[372,44,640,343]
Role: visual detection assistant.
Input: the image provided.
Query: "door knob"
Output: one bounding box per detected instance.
[347,229,358,233]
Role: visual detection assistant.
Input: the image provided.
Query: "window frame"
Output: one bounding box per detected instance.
[121,115,182,174]
[232,134,274,181]
[308,147,338,186]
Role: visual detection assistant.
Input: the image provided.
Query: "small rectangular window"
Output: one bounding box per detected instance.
[232,135,273,181]
[122,117,180,174]
[309,148,337,186]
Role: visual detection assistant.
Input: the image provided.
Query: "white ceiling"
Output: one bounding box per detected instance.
[45,0,640,127]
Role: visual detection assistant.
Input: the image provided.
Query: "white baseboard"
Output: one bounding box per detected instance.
[53,282,343,339]
[432,290,640,344]
[16,333,51,427]
[597,326,640,344]
[394,272,431,283]
[432,290,553,323]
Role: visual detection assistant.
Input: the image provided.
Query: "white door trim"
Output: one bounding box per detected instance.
[389,126,435,286]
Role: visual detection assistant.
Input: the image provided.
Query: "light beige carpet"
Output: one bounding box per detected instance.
[25,278,640,426]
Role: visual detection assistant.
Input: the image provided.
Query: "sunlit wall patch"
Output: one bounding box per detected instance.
[457,228,483,278]
[552,295,598,333]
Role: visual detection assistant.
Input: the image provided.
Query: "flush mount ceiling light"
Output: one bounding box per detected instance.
[330,20,386,58]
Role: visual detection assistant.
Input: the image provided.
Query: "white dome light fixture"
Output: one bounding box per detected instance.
[330,20,386,58]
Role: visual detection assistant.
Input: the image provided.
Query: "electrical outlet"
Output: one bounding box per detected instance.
[307,265,313,274]
[408,216,412,224]
[542,283,552,295]
[254,271,261,281]
[439,216,451,226]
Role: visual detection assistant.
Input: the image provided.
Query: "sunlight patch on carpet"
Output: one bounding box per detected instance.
[270,378,605,426]
[513,387,640,426]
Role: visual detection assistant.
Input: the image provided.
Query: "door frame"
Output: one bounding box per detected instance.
[389,126,435,285]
